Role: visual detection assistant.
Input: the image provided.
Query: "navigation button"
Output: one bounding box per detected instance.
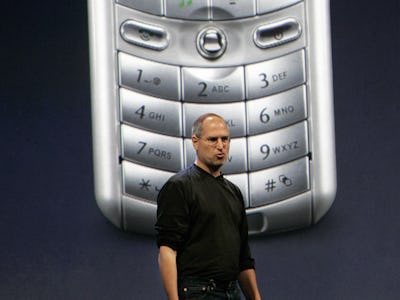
[197,27,227,59]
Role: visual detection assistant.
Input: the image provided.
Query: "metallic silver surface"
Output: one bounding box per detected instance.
[120,88,183,136]
[122,194,158,234]
[249,157,310,207]
[246,85,307,135]
[119,52,180,100]
[116,0,164,15]
[245,49,306,99]
[305,0,337,222]
[122,160,174,202]
[164,0,209,20]
[88,0,122,228]
[246,191,311,234]
[182,66,244,102]
[211,0,256,20]
[257,0,302,14]
[254,18,302,49]
[89,0,336,235]
[120,20,169,50]
[196,27,227,59]
[247,121,309,171]
[183,101,246,138]
[121,125,184,172]
[116,3,305,67]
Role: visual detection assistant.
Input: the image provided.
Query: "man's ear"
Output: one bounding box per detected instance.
[192,135,199,151]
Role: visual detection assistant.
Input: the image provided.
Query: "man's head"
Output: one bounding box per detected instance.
[191,113,230,176]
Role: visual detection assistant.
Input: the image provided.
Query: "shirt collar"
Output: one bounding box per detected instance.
[192,164,225,180]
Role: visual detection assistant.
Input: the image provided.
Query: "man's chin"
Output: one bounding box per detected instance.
[208,161,225,171]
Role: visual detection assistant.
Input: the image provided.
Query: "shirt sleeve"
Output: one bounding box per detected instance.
[155,179,190,251]
[239,214,256,271]
[234,184,256,271]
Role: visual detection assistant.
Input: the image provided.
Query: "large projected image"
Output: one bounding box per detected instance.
[88,0,336,235]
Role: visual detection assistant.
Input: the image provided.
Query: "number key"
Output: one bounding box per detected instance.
[182,66,245,103]
[121,125,184,172]
[245,50,306,99]
[120,88,183,136]
[119,52,181,100]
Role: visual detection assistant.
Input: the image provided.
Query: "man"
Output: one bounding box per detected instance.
[155,113,262,300]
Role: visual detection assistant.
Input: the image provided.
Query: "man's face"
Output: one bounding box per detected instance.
[192,116,230,175]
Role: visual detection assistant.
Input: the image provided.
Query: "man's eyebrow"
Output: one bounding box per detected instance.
[206,135,229,138]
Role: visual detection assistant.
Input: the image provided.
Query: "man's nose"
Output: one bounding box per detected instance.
[216,138,225,148]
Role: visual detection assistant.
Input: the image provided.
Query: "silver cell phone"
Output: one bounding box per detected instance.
[88,0,336,235]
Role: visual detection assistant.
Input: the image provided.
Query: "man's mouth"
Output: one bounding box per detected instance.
[216,153,225,159]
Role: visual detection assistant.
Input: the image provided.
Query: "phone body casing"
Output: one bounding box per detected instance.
[87,0,336,235]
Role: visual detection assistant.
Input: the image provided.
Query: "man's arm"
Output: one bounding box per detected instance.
[158,245,179,300]
[238,268,262,300]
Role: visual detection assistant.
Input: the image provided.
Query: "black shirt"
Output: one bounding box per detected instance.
[155,164,255,282]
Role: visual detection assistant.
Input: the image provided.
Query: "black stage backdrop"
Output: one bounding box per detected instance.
[1,1,399,299]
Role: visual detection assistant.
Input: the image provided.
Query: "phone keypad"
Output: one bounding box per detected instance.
[117,2,311,209]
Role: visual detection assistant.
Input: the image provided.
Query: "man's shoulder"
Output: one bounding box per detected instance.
[223,176,239,189]
[222,177,244,200]
[163,165,199,188]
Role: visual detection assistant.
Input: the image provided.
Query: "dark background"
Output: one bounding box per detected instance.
[1,1,399,299]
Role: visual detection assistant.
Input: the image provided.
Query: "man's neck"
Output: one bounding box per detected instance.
[194,161,222,177]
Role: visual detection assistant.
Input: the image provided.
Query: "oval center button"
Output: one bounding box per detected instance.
[120,20,169,51]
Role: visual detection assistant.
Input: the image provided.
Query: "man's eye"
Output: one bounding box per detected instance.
[208,137,218,142]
